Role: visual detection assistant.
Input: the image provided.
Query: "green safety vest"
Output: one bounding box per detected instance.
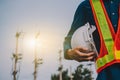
[90,0,120,73]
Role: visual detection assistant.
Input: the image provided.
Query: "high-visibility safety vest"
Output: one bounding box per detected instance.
[89,0,120,73]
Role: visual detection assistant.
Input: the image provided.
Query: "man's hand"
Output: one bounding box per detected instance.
[67,47,96,62]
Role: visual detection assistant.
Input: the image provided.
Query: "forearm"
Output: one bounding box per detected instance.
[63,36,73,60]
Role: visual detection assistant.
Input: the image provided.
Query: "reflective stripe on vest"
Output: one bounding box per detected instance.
[90,0,120,73]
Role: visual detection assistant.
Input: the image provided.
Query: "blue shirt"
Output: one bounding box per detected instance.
[64,0,120,80]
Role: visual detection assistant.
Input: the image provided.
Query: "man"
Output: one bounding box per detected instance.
[64,0,120,80]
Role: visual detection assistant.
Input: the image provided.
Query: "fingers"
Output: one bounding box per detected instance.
[75,55,94,62]
[73,52,95,62]
[75,46,91,53]
[75,50,95,58]
[67,48,96,62]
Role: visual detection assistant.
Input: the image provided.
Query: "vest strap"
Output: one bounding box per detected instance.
[90,0,120,72]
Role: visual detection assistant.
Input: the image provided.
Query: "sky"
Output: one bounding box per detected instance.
[0,0,97,80]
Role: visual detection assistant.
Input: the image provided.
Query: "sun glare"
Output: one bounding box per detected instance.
[24,35,42,50]
[29,39,36,47]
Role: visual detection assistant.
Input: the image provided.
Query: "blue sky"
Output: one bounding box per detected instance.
[0,0,97,80]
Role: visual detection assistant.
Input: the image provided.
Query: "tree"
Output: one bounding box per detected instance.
[73,64,93,80]
[51,69,70,80]
[51,64,93,80]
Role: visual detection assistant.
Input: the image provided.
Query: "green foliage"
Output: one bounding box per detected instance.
[51,69,70,80]
[73,64,93,80]
[51,64,93,80]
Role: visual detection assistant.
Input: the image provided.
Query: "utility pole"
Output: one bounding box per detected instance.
[87,62,93,80]
[12,32,22,80]
[58,50,63,80]
[33,32,43,80]
[69,66,74,80]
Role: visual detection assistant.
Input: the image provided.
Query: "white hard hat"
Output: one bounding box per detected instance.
[71,23,96,52]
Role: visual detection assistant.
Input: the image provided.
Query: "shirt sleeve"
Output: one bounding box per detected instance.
[63,1,88,59]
